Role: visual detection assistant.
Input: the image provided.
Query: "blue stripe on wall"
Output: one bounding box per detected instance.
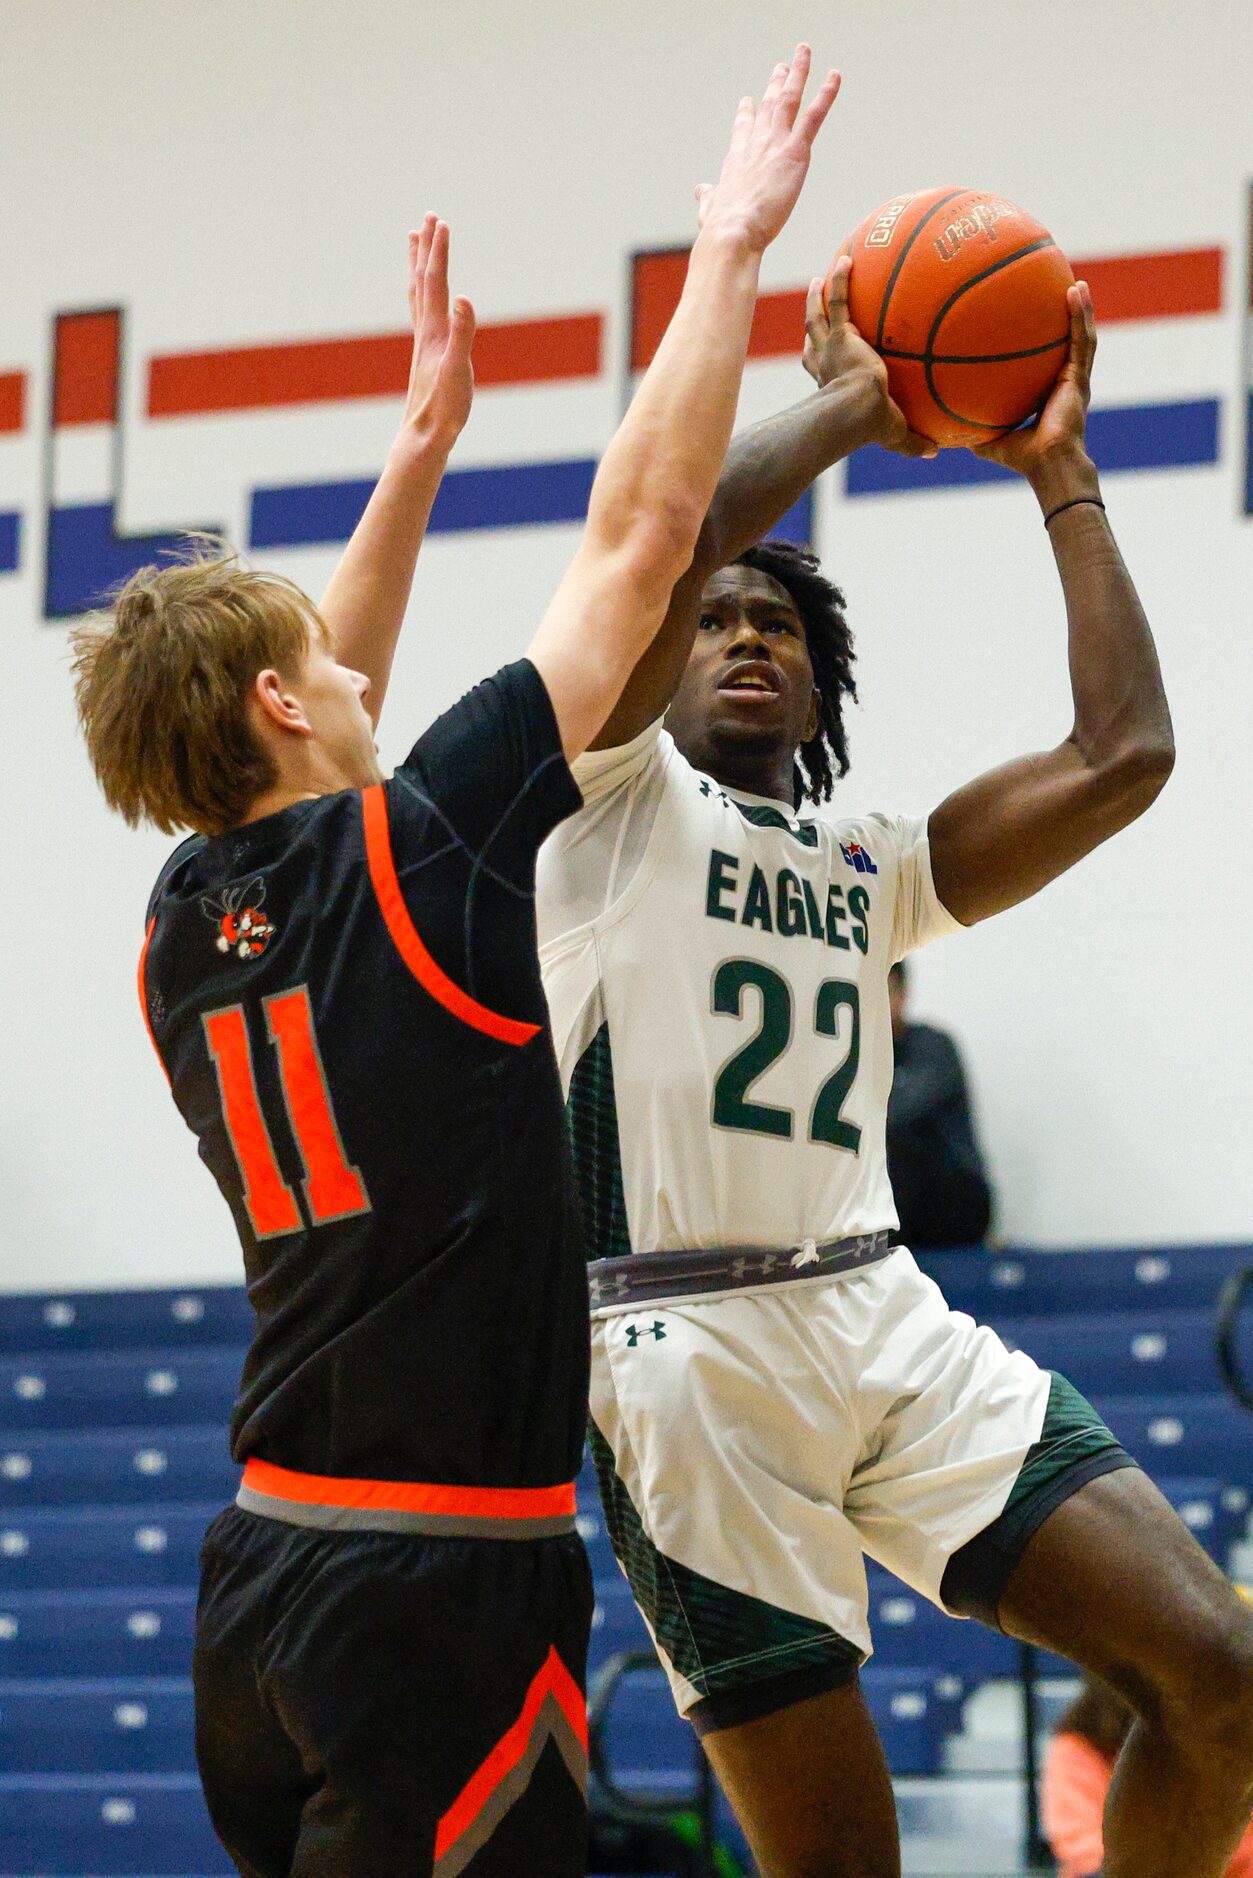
[770,489,813,548]
[1246,393,1253,516]
[44,504,223,619]
[846,398,1222,497]
[250,458,600,550]
[0,513,19,573]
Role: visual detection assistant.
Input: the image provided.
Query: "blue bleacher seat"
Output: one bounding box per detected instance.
[865,1564,1016,1681]
[0,1286,252,1355]
[860,1667,949,1775]
[918,1243,1253,1320]
[0,1772,231,1874]
[1155,1475,1247,1562]
[0,1587,196,1680]
[0,1348,241,1432]
[0,1504,216,1592]
[992,1308,1230,1396]
[0,1425,239,1508]
[0,1677,195,1774]
[0,1258,1246,1876]
[1095,1393,1253,1492]
[590,1574,653,1671]
[596,1665,700,1804]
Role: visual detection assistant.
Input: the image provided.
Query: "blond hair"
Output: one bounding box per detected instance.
[71,539,325,837]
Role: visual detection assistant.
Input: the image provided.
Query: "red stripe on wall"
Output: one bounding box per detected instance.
[629,244,1225,371]
[749,289,808,359]
[147,313,602,418]
[0,374,25,434]
[53,311,121,427]
[629,250,690,372]
[1077,247,1223,323]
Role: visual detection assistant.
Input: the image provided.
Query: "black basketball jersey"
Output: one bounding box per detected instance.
[140,660,588,1491]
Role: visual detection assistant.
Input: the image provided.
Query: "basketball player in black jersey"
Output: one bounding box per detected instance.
[72,48,841,1876]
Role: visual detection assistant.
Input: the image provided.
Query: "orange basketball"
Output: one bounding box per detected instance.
[832,187,1075,448]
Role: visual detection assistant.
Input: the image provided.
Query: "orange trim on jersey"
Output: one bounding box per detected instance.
[137,918,171,1085]
[241,1456,576,1520]
[360,783,539,1046]
[434,1646,588,1863]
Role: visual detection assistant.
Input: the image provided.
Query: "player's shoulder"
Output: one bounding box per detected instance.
[402,658,561,777]
[810,806,930,879]
[147,794,358,925]
[567,717,672,810]
[146,832,208,925]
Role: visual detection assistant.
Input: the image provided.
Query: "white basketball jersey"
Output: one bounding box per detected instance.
[537,722,963,1257]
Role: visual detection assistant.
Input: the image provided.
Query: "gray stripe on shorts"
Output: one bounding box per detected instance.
[588,1230,895,1313]
[235,1485,576,1539]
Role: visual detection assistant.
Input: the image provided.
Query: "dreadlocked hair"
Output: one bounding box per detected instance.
[734,538,856,806]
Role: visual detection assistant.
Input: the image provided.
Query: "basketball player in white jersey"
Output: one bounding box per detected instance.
[536,267,1253,1876]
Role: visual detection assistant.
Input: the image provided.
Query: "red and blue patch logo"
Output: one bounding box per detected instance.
[840,840,878,876]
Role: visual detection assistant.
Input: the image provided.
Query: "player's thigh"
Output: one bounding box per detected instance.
[838,1251,1054,1604]
[701,1678,900,1878]
[276,1526,592,1876]
[194,1509,308,1878]
[591,1298,871,1721]
[998,1465,1253,1725]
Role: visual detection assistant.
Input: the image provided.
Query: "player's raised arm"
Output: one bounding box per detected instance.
[318,215,475,725]
[927,281,1175,926]
[527,45,840,762]
[590,252,935,749]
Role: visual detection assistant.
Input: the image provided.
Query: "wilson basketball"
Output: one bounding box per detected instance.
[833,187,1075,447]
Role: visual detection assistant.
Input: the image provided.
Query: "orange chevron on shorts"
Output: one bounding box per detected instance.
[433,1646,587,1877]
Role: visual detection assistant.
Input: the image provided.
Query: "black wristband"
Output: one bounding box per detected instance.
[1043,495,1105,528]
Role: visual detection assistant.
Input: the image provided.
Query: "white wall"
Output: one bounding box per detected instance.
[2,0,1251,1289]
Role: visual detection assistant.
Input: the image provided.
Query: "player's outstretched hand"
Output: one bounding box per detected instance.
[804,256,936,458]
[973,281,1097,484]
[695,46,841,255]
[399,214,476,452]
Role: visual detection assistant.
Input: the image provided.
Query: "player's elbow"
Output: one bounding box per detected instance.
[590,495,704,609]
[1096,732,1176,821]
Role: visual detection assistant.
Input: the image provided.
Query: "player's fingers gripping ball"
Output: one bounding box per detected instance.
[829,187,1075,447]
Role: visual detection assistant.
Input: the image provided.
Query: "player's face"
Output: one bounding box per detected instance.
[296,637,383,787]
[665,565,818,789]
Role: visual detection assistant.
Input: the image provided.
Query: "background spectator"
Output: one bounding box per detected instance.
[1043,1672,1253,1878]
[887,958,994,1248]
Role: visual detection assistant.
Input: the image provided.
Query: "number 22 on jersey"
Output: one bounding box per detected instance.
[711,959,861,1152]
[203,987,371,1239]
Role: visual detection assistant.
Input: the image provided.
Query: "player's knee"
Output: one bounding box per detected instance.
[1188,1623,1253,1775]
[1126,1605,1253,1777]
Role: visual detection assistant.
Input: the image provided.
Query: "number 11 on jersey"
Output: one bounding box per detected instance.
[204,987,371,1239]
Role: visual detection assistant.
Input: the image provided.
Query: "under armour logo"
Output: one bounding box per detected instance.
[625,1321,667,1348]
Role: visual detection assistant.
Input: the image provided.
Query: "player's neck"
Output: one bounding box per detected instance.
[240,747,384,825]
[706,747,795,808]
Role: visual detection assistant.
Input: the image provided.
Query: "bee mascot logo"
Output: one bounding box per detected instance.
[201,879,276,960]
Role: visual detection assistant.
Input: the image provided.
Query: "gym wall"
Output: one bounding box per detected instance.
[2,0,1250,1287]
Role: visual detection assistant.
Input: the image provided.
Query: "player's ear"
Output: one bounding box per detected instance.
[253,668,312,736]
[804,687,820,742]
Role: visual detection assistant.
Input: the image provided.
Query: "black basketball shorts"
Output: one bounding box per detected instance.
[194,1504,593,1876]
